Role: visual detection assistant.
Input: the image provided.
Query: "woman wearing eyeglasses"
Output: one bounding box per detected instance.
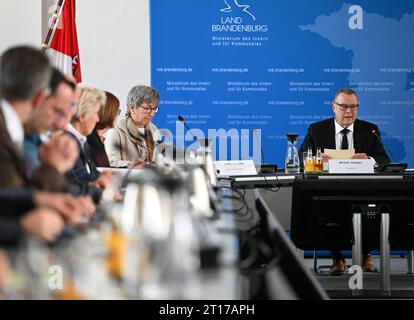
[105,85,160,168]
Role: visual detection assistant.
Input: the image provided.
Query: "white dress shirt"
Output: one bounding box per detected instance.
[334,119,376,165]
[67,123,91,174]
[67,123,87,149]
[0,99,24,154]
[334,120,354,150]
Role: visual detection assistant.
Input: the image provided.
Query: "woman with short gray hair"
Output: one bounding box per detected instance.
[105,85,160,167]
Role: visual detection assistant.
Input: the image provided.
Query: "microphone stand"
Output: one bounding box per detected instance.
[371,129,407,173]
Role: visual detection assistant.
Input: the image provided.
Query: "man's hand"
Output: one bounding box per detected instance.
[351,153,369,160]
[34,192,95,224]
[20,208,64,243]
[76,196,96,218]
[91,171,113,189]
[113,191,123,202]
[39,135,79,174]
[322,153,332,163]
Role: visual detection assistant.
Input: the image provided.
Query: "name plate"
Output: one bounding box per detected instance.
[214,160,258,177]
[328,159,374,174]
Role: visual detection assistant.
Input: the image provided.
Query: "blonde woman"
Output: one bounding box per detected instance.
[105,85,160,168]
[66,86,112,188]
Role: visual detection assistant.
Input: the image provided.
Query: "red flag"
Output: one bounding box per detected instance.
[46,0,82,82]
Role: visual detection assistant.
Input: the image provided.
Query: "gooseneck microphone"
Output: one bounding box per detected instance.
[370,128,394,163]
[178,115,191,131]
[252,128,278,174]
[370,128,408,173]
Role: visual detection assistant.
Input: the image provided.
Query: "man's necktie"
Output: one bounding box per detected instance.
[341,128,350,150]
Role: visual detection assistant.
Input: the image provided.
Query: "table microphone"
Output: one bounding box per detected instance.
[253,128,277,174]
[370,128,407,172]
[178,115,191,131]
[370,128,395,163]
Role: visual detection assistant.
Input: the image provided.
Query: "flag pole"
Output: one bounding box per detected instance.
[42,0,65,53]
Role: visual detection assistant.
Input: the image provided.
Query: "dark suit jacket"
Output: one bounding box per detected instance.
[65,132,103,204]
[0,190,34,218]
[299,118,391,165]
[0,109,27,189]
[86,130,110,167]
[65,131,101,184]
[0,106,68,246]
[0,108,67,191]
[0,190,34,247]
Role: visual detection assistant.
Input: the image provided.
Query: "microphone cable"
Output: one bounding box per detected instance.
[252,128,281,192]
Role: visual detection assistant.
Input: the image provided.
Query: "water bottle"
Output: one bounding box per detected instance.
[196,138,218,187]
[285,133,300,173]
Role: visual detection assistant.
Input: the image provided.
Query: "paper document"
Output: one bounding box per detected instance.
[324,148,355,159]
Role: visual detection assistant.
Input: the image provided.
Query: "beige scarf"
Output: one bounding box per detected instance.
[126,116,155,162]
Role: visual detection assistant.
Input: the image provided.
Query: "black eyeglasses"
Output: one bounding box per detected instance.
[139,105,159,115]
[334,101,359,111]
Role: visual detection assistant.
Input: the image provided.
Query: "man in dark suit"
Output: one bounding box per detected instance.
[0,46,71,191]
[299,88,391,274]
[0,46,93,246]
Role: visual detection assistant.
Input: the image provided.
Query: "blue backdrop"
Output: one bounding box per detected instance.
[150,0,414,167]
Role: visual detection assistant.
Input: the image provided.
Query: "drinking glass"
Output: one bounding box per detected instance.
[314,147,323,173]
[304,148,314,173]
